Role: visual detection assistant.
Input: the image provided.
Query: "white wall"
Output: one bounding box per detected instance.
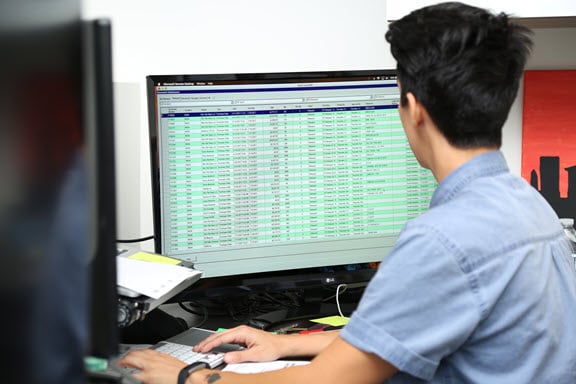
[386,0,576,20]
[82,1,576,247]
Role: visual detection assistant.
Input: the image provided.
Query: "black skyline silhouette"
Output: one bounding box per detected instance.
[530,156,576,220]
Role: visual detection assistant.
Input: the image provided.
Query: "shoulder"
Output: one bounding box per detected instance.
[422,172,556,244]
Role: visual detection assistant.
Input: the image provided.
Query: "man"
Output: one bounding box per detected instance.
[120,2,576,383]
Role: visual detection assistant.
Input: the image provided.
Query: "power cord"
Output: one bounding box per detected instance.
[117,235,155,243]
[335,284,348,318]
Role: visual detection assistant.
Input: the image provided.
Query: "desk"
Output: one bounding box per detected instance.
[120,300,352,349]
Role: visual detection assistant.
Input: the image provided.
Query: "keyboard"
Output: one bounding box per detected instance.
[152,341,225,368]
[109,341,225,382]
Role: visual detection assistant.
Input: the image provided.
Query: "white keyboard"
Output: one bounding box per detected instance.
[152,341,225,368]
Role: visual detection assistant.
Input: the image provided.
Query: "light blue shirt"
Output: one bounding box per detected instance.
[342,150,576,383]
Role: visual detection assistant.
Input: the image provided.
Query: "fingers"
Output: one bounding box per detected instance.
[118,348,151,369]
[118,349,185,370]
[118,349,185,384]
[118,349,186,384]
[194,326,255,353]
[193,326,281,364]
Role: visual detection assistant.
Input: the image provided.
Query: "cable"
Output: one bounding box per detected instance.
[335,284,348,318]
[178,301,205,317]
[117,235,155,243]
[261,291,301,309]
[178,302,208,329]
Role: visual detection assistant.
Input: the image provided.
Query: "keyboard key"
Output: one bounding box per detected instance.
[152,342,225,368]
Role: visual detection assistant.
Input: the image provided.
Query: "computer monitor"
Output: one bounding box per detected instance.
[147,70,436,293]
[0,2,121,383]
[0,5,119,381]
[83,18,119,359]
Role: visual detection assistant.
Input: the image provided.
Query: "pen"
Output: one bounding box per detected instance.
[298,329,324,334]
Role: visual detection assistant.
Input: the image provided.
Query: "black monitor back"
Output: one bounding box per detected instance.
[0,8,120,383]
[84,18,120,360]
[0,0,86,382]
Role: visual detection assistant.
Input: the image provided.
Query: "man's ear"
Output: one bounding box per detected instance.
[405,92,424,128]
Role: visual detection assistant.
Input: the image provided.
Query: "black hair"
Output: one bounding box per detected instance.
[385,2,533,148]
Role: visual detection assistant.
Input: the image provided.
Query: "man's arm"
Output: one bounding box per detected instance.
[190,336,397,384]
[119,333,397,384]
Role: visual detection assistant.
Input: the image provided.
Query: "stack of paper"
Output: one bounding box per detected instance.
[116,256,202,299]
[223,360,310,374]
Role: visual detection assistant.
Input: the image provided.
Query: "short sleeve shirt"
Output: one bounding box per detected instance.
[341,151,576,383]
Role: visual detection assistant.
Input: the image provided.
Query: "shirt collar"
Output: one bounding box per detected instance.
[430,150,509,208]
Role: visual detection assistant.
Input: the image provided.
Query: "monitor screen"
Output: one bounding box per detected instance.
[147,70,436,280]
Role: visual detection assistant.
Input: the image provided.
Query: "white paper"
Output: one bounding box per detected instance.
[223,360,310,374]
[116,257,201,299]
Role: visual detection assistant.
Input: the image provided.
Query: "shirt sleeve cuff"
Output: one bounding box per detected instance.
[340,313,438,381]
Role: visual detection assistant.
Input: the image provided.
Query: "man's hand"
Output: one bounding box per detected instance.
[193,325,284,364]
[118,348,187,384]
[194,325,340,364]
[117,331,396,384]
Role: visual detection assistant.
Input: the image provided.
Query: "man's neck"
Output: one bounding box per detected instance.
[430,145,497,183]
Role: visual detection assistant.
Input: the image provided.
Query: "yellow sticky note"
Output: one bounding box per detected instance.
[309,315,349,327]
[128,251,181,265]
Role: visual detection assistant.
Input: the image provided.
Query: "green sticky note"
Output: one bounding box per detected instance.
[309,315,349,327]
[84,356,108,371]
[129,251,181,265]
